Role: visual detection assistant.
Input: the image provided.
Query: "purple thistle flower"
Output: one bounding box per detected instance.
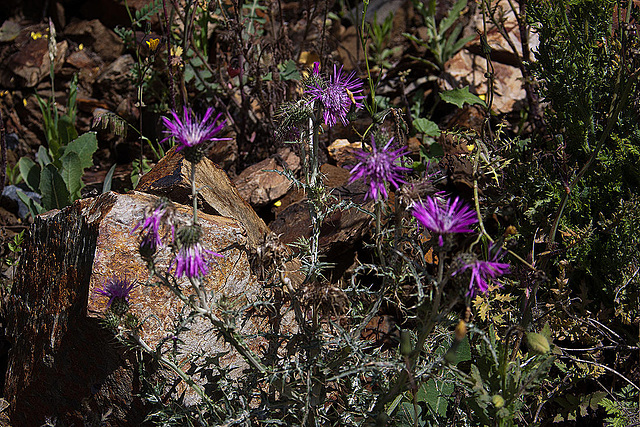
[171,225,223,279]
[132,200,173,250]
[412,196,478,245]
[162,106,230,152]
[173,242,223,279]
[454,247,510,297]
[305,64,365,127]
[348,135,411,200]
[96,278,136,308]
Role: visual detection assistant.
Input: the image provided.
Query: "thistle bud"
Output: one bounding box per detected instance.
[492,394,505,408]
[526,332,551,355]
[454,320,467,342]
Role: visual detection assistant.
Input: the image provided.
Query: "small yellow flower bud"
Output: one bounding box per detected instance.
[146,37,160,51]
[454,320,467,342]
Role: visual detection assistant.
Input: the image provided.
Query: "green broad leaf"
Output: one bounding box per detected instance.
[413,118,441,137]
[18,157,41,192]
[277,60,301,81]
[423,379,453,417]
[57,114,78,147]
[61,132,98,171]
[184,64,195,83]
[16,188,45,218]
[40,164,70,210]
[440,86,487,108]
[424,141,444,158]
[60,151,84,201]
[37,145,52,167]
[456,336,472,363]
[102,163,117,194]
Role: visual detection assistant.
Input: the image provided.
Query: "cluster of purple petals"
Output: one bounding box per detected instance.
[454,247,510,297]
[96,278,136,308]
[132,202,172,251]
[162,106,229,152]
[173,242,223,279]
[412,196,478,245]
[305,64,365,127]
[348,135,411,200]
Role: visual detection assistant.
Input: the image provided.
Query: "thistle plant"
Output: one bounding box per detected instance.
[276,62,366,281]
[86,1,582,422]
[116,104,269,411]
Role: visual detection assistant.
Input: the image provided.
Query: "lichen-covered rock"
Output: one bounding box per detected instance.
[4,191,264,425]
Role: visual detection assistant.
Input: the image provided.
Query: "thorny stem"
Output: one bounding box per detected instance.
[138,84,144,165]
[359,0,378,117]
[154,271,268,375]
[0,106,5,194]
[306,116,322,281]
[373,253,449,413]
[375,199,386,267]
[191,161,198,225]
[202,310,268,374]
[132,333,214,405]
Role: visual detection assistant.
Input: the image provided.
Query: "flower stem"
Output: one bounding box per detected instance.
[306,117,321,280]
[375,199,386,267]
[191,161,198,225]
[132,333,214,406]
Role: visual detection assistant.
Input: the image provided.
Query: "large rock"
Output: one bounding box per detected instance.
[136,148,270,247]
[4,191,264,425]
[232,147,301,208]
[64,19,124,62]
[0,23,68,88]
